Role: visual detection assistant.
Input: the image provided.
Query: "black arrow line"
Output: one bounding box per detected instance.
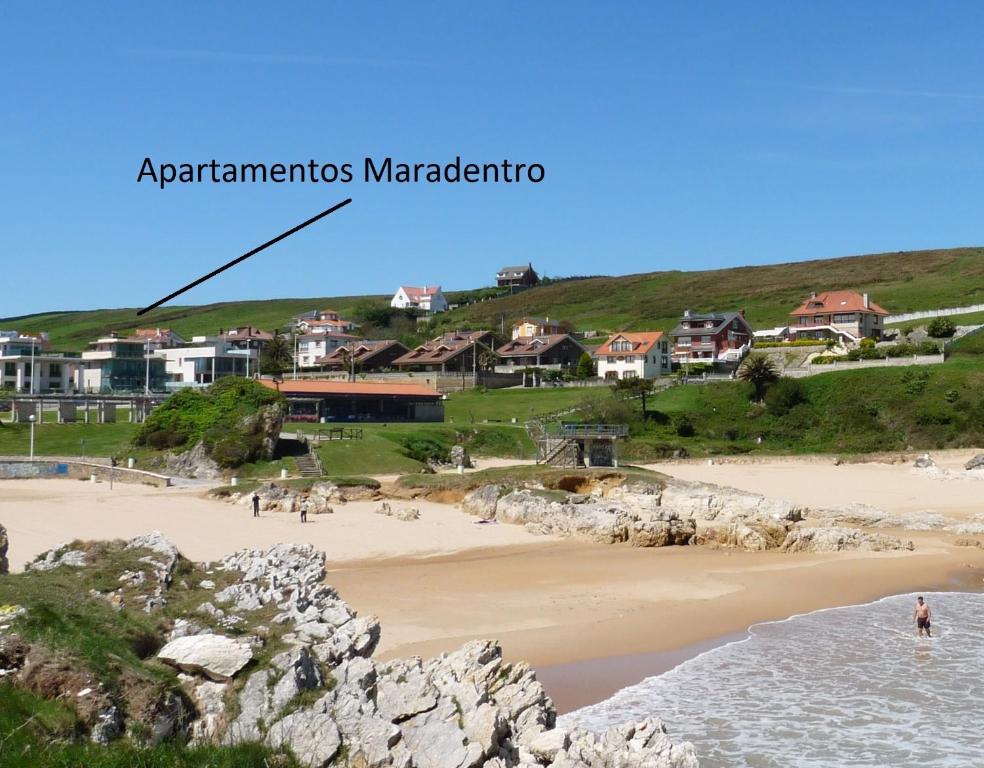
[137,197,353,315]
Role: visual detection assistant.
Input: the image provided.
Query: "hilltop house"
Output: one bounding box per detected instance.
[133,328,186,350]
[788,291,888,343]
[293,309,360,334]
[670,310,754,367]
[595,332,670,380]
[496,263,539,289]
[318,339,410,373]
[494,334,586,374]
[392,330,496,372]
[0,331,81,394]
[77,334,166,393]
[153,336,259,387]
[218,326,274,354]
[511,316,566,339]
[390,286,449,314]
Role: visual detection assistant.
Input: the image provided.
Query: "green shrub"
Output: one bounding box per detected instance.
[860,337,876,349]
[926,316,956,338]
[673,414,695,437]
[400,436,450,464]
[764,377,808,416]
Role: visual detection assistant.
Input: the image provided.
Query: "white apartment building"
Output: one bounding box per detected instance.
[296,333,358,368]
[154,336,258,387]
[0,331,80,393]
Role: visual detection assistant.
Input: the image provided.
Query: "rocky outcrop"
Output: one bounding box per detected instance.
[28,546,87,571]
[0,522,8,575]
[660,482,804,524]
[450,444,473,468]
[462,484,502,521]
[158,634,253,681]
[780,527,913,553]
[913,453,935,469]
[166,442,223,480]
[696,521,790,551]
[376,502,420,521]
[806,503,946,531]
[223,481,376,515]
[966,454,984,471]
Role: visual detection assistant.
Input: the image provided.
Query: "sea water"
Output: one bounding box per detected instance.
[560,592,984,767]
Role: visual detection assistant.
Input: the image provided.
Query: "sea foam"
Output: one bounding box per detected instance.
[561,592,984,767]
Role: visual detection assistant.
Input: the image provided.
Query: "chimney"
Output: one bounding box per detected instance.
[810,292,817,299]
[863,293,870,309]
[683,309,691,318]
[739,308,746,318]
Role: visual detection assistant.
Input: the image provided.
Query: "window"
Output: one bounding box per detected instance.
[622,370,637,379]
[48,363,61,377]
[833,313,854,323]
[3,362,14,377]
[624,355,635,363]
[701,336,711,343]
[678,336,691,346]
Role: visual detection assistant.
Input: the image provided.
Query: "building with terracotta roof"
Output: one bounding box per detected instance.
[595,331,670,381]
[259,378,443,422]
[133,327,186,349]
[392,330,495,372]
[293,309,360,334]
[511,316,566,339]
[317,339,410,373]
[390,285,449,313]
[788,291,888,342]
[296,333,360,368]
[494,334,586,372]
[670,310,753,366]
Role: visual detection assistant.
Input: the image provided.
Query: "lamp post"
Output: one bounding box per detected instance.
[293,334,298,380]
[28,413,36,461]
[29,337,36,395]
[144,338,151,395]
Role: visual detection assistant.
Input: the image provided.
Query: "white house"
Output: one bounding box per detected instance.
[0,331,80,394]
[153,336,258,387]
[595,331,671,381]
[390,285,448,314]
[296,333,358,368]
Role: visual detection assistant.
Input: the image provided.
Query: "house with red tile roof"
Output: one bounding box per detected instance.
[392,330,495,372]
[595,331,670,381]
[788,290,888,343]
[670,310,753,366]
[317,339,410,373]
[390,285,449,313]
[293,309,360,334]
[494,334,586,372]
[511,316,567,339]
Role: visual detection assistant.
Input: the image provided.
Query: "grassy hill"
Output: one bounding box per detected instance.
[5,247,984,352]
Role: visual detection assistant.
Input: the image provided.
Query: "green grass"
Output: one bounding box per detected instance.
[8,247,984,351]
[0,421,138,458]
[443,386,601,423]
[625,354,984,458]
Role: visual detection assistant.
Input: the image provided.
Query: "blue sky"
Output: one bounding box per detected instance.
[3,2,983,316]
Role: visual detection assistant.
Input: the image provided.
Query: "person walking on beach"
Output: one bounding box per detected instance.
[299,498,309,524]
[914,596,932,637]
[251,491,260,518]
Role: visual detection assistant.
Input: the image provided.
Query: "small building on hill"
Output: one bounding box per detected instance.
[511,316,566,339]
[317,339,410,373]
[392,330,496,373]
[670,310,754,367]
[390,286,449,314]
[296,333,359,369]
[595,332,670,381]
[494,334,586,373]
[496,263,539,290]
[293,309,360,334]
[788,290,888,342]
[260,379,444,423]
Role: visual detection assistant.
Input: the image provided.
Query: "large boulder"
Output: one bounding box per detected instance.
[0,523,8,575]
[780,527,913,553]
[966,454,984,471]
[266,711,342,768]
[913,453,935,469]
[166,442,223,480]
[462,484,502,521]
[660,482,804,524]
[157,634,253,681]
[698,521,790,551]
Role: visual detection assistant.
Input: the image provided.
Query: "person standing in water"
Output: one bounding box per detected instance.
[914,596,932,637]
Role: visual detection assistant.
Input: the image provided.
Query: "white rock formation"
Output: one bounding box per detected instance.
[157,634,253,681]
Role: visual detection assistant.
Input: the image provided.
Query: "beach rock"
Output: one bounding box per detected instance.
[157,634,253,681]
[913,453,935,469]
[660,482,804,524]
[0,523,8,575]
[166,441,223,480]
[954,538,984,549]
[376,503,420,521]
[462,484,502,521]
[266,711,342,768]
[629,513,697,547]
[698,521,790,551]
[809,504,946,531]
[966,454,984,471]
[28,547,87,571]
[780,527,913,553]
[450,444,473,468]
[557,717,700,768]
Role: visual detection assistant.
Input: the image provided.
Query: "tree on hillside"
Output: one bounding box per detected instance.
[575,352,595,380]
[612,376,655,415]
[738,354,779,402]
[261,330,293,375]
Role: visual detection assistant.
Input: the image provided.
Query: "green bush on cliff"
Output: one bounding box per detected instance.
[134,378,285,467]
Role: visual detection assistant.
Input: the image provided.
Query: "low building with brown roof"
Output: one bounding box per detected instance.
[317,339,410,373]
[392,330,496,372]
[494,334,586,372]
[788,290,888,342]
[595,331,670,381]
[259,378,443,422]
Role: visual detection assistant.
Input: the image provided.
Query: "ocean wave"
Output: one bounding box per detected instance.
[561,592,984,767]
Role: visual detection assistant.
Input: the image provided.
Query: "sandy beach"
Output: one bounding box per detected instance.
[3,452,984,714]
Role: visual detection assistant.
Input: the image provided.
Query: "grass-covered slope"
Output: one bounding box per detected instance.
[6,247,984,351]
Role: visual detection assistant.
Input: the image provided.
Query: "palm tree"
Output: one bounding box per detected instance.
[261,330,293,376]
[738,354,779,401]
